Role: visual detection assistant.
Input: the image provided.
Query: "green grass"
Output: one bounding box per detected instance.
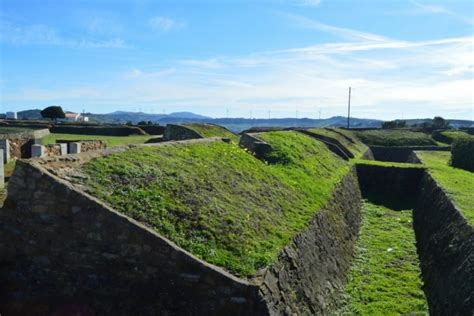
[416,151,474,225]
[184,123,239,141]
[441,130,472,142]
[354,130,437,147]
[0,127,34,134]
[40,133,152,148]
[81,131,349,276]
[307,128,369,158]
[340,201,427,315]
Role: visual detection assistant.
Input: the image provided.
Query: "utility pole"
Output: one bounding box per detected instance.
[347,87,351,129]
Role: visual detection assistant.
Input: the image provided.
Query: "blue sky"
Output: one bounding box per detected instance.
[0,0,473,119]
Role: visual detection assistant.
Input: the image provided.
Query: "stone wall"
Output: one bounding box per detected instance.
[258,169,362,314]
[44,144,62,157]
[0,159,267,315]
[369,146,450,162]
[56,140,107,153]
[356,164,425,210]
[297,130,353,160]
[239,133,273,159]
[0,129,50,159]
[163,124,204,141]
[413,171,474,315]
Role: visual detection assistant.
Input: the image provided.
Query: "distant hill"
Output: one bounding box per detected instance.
[5,109,473,132]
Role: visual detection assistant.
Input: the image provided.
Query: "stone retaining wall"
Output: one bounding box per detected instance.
[0,159,266,315]
[56,140,107,153]
[413,171,474,315]
[258,169,361,314]
[0,129,50,159]
[369,146,450,162]
[239,133,273,159]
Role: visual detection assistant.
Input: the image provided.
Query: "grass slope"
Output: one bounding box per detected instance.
[81,131,349,276]
[352,159,425,169]
[355,130,437,147]
[307,128,369,158]
[40,133,152,147]
[184,123,238,141]
[416,151,474,225]
[440,130,472,143]
[341,201,427,315]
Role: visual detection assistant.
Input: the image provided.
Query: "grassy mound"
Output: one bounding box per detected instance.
[307,128,369,158]
[40,133,152,147]
[81,131,349,276]
[354,130,437,147]
[184,123,238,141]
[341,201,427,314]
[416,151,474,224]
[439,130,472,144]
[451,137,474,172]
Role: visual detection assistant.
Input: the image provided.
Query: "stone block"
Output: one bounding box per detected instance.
[0,149,4,189]
[69,142,81,154]
[31,144,45,158]
[0,139,10,162]
[59,143,68,155]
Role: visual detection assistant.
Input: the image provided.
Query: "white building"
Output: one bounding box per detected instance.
[6,112,17,120]
[64,111,89,122]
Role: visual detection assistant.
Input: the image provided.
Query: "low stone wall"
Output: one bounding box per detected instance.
[369,146,450,162]
[239,133,273,159]
[413,171,474,315]
[163,124,203,141]
[0,159,267,315]
[0,129,50,159]
[258,169,362,314]
[44,144,62,157]
[56,140,107,153]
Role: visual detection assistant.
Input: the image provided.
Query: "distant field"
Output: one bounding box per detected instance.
[0,127,33,134]
[184,123,239,141]
[40,133,152,147]
[417,151,474,224]
[81,131,349,276]
[355,130,438,147]
[341,201,427,314]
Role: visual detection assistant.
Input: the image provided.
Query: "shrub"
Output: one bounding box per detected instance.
[451,137,474,172]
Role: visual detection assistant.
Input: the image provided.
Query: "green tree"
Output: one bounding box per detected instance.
[40,106,65,121]
[433,116,449,129]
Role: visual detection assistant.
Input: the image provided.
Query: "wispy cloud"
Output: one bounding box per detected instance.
[6,31,472,119]
[0,19,129,48]
[410,0,474,25]
[281,13,389,42]
[148,16,184,32]
[293,0,321,7]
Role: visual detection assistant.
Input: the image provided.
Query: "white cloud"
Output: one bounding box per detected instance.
[410,0,474,25]
[148,17,184,32]
[281,13,389,42]
[2,19,473,120]
[0,19,128,48]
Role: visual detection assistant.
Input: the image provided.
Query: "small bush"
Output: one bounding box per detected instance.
[451,137,474,172]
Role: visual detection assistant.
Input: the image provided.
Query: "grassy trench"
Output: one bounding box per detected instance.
[416,151,474,225]
[80,131,349,277]
[354,130,437,147]
[339,201,427,315]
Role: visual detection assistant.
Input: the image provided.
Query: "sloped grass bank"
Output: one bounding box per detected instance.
[40,133,152,147]
[340,201,427,315]
[81,131,349,276]
[307,128,369,158]
[416,151,474,224]
[184,123,239,141]
[355,130,437,147]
